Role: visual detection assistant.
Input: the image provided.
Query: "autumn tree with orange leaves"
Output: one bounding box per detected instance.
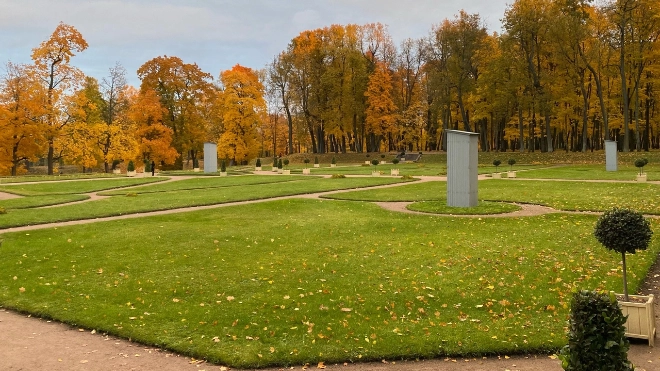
[217,64,266,164]
[31,22,88,175]
[137,56,214,169]
[364,62,398,151]
[0,62,47,175]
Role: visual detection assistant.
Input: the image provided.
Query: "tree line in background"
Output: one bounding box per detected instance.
[1,0,659,175]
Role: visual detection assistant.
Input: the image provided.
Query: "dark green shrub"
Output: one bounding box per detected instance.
[144,159,151,172]
[273,157,277,167]
[366,153,370,158]
[304,158,310,165]
[111,159,121,170]
[283,159,289,168]
[493,159,502,171]
[315,156,319,164]
[558,290,632,371]
[127,160,135,172]
[193,158,199,168]
[371,159,379,166]
[594,208,652,300]
[331,157,336,165]
[277,159,283,169]
[381,154,385,159]
[507,158,516,170]
[392,158,400,165]
[255,158,261,167]
[220,160,226,172]
[634,158,647,175]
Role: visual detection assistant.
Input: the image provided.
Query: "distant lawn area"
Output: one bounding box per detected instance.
[324,179,660,214]
[515,164,655,181]
[0,177,166,196]
[1,199,658,368]
[0,176,412,229]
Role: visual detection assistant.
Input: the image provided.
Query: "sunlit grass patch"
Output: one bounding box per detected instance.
[407,201,521,215]
[0,177,166,196]
[1,200,658,367]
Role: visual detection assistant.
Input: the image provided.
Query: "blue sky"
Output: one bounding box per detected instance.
[1,0,511,87]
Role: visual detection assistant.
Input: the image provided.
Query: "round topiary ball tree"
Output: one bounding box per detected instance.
[594,208,652,301]
[493,159,502,172]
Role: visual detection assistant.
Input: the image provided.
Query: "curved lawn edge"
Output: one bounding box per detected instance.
[406,201,522,215]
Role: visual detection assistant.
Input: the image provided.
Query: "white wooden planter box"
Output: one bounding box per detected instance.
[637,174,647,182]
[372,171,380,177]
[283,169,290,175]
[220,172,227,177]
[314,164,320,168]
[112,169,121,174]
[193,167,200,172]
[272,166,278,172]
[619,294,655,346]
[126,171,136,177]
[492,172,502,179]
[365,161,371,165]
[380,160,386,164]
[390,169,399,176]
[330,164,336,167]
[255,166,262,171]
[277,168,283,174]
[507,171,517,178]
[302,168,311,175]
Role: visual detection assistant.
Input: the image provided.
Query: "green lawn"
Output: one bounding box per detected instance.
[101,175,313,195]
[406,201,521,215]
[515,164,654,181]
[0,177,412,229]
[0,177,166,196]
[326,179,660,214]
[0,194,89,209]
[1,171,659,368]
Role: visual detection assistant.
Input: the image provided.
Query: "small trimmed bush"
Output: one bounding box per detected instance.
[127,161,135,172]
[371,159,379,166]
[283,159,289,168]
[277,159,283,169]
[331,157,336,165]
[493,159,502,171]
[558,290,632,371]
[220,160,226,172]
[634,158,648,175]
[381,154,385,159]
[315,156,319,165]
[144,159,151,172]
[594,208,652,300]
[392,158,400,165]
[304,158,310,166]
[255,158,261,167]
[507,158,516,170]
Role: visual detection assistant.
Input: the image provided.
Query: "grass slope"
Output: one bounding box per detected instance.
[0,199,657,368]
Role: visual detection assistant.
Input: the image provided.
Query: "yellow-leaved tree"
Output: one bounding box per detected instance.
[127,87,178,167]
[31,22,88,175]
[0,62,47,175]
[364,62,398,152]
[217,64,266,164]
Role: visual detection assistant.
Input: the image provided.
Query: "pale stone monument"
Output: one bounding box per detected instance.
[204,142,218,173]
[447,130,479,207]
